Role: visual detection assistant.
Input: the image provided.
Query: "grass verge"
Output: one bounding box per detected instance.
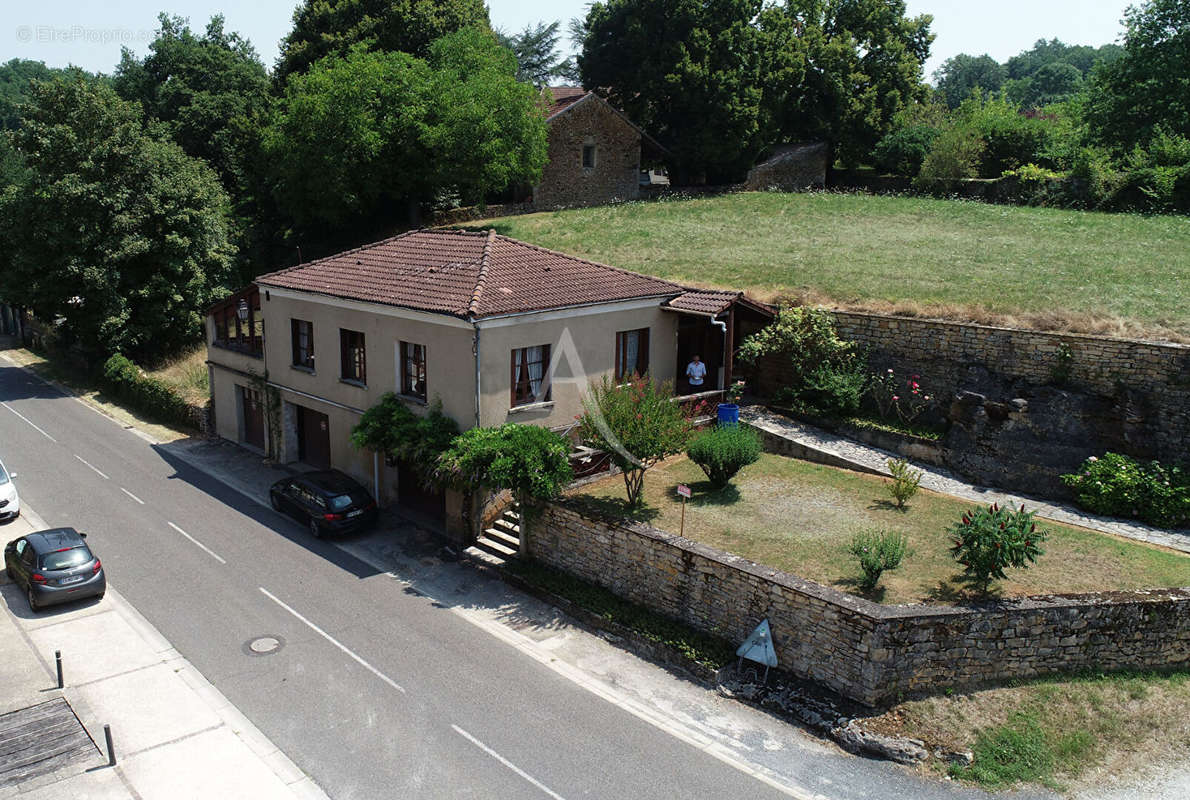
[569,453,1190,604]
[459,191,1190,340]
[863,668,1190,791]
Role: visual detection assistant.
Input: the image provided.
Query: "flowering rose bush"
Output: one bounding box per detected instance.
[949,503,1049,594]
[1061,453,1190,528]
[870,368,932,424]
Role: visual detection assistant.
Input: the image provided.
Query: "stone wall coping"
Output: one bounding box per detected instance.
[553,498,1190,624]
[831,309,1190,352]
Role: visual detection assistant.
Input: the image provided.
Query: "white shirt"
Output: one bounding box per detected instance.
[686,361,707,385]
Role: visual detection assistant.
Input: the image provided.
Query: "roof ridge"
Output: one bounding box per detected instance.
[257,229,423,283]
[493,234,684,293]
[467,229,498,318]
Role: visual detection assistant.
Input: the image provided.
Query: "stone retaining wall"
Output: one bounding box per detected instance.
[529,501,1190,706]
[752,311,1190,495]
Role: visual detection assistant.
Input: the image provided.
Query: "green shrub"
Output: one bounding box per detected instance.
[798,361,868,416]
[687,425,761,489]
[847,528,908,590]
[872,124,940,176]
[886,458,922,509]
[915,124,985,188]
[351,392,459,482]
[1061,453,1190,528]
[100,353,197,428]
[950,503,1049,594]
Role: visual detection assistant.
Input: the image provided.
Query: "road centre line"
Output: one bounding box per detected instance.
[258,587,406,694]
[1,401,57,442]
[451,725,568,800]
[167,521,227,565]
[74,454,110,480]
[121,487,145,505]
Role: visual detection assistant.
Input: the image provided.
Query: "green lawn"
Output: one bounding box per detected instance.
[569,453,1190,605]
[460,192,1190,338]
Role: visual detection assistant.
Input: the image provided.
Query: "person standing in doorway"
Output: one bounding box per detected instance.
[685,354,707,392]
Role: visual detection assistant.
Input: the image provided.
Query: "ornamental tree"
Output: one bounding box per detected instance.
[434,423,574,509]
[949,503,1049,594]
[351,393,460,483]
[579,375,691,507]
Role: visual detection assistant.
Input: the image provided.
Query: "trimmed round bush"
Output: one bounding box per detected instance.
[686,425,761,489]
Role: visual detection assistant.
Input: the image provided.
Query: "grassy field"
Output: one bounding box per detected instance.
[145,346,209,406]
[569,453,1190,604]
[460,192,1190,340]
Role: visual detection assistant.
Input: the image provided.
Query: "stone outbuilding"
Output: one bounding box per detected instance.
[533,87,667,210]
[744,142,830,192]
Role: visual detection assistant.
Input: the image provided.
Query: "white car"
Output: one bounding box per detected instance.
[0,460,19,522]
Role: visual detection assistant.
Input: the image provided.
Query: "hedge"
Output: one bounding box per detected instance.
[101,353,202,429]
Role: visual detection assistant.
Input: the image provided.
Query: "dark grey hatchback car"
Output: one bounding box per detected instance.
[269,470,378,538]
[4,528,106,611]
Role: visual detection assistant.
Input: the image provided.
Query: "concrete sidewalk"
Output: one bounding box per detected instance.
[0,506,327,800]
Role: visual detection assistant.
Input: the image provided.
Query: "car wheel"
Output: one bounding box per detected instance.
[270,492,281,511]
[27,587,39,612]
[95,592,105,602]
[309,518,322,539]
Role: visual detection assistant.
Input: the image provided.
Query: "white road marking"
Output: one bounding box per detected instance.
[167,521,227,564]
[258,587,406,694]
[74,454,110,480]
[452,725,568,800]
[121,487,145,505]
[1,401,57,442]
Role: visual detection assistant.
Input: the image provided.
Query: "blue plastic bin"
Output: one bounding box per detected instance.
[717,403,740,426]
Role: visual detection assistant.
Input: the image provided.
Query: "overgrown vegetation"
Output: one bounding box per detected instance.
[101,354,199,429]
[350,392,460,483]
[1062,453,1190,529]
[434,423,573,508]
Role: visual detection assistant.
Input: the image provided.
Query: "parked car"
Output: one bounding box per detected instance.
[0,459,18,522]
[4,528,106,611]
[269,471,378,538]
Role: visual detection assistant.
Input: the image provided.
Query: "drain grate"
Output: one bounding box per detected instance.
[0,698,98,788]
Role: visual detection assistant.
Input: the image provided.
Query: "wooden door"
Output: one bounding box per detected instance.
[241,387,265,449]
[297,406,331,469]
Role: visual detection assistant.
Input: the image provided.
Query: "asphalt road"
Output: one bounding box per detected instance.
[0,361,817,800]
[0,360,1036,800]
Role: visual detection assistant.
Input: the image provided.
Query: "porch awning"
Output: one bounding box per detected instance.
[662,290,775,318]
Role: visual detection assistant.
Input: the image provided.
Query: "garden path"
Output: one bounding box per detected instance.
[742,407,1190,556]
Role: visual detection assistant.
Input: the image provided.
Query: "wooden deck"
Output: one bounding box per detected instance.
[0,698,97,788]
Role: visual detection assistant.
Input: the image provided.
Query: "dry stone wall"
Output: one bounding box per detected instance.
[752,311,1190,495]
[534,97,641,210]
[530,501,1190,706]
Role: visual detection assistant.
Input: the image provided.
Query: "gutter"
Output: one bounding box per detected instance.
[472,321,482,429]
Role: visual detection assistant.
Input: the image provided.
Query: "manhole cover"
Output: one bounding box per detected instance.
[243,635,285,657]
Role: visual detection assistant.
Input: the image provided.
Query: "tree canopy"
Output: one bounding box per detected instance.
[264,28,546,247]
[933,54,1005,109]
[496,21,577,86]
[113,14,270,194]
[0,77,233,359]
[1085,0,1190,150]
[275,0,490,83]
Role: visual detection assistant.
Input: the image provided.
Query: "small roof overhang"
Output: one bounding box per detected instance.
[662,290,775,318]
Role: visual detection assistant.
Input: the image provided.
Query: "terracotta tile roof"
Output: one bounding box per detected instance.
[664,290,777,318]
[256,229,684,320]
[544,86,590,119]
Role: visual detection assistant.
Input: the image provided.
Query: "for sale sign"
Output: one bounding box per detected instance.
[676,484,692,499]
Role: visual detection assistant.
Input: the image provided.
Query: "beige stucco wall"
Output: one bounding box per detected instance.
[259,291,478,429]
[210,363,248,445]
[476,302,679,429]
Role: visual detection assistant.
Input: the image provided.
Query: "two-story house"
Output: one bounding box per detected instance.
[205,229,771,534]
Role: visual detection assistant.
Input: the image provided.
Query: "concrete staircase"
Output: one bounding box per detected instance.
[468,506,521,565]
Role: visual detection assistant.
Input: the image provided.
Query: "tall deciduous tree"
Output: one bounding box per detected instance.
[275,0,490,84]
[933,53,1005,109]
[579,0,802,183]
[777,0,934,168]
[0,77,233,359]
[264,29,546,248]
[1085,0,1190,151]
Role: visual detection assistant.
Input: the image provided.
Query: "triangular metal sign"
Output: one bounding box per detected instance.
[736,618,778,668]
